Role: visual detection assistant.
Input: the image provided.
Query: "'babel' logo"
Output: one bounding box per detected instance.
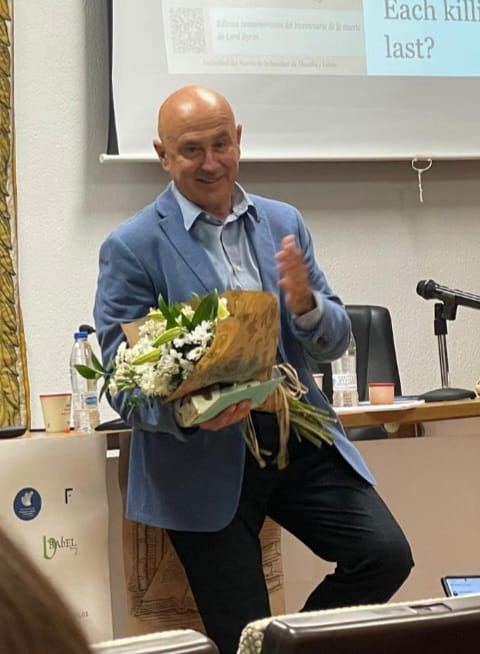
[43,535,79,560]
[13,488,42,521]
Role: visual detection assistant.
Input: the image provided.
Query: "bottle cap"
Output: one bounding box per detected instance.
[74,331,88,339]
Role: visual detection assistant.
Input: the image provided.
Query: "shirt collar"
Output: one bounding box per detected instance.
[170,181,259,231]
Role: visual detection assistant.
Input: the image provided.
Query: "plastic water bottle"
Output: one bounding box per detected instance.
[70,331,100,432]
[332,333,359,407]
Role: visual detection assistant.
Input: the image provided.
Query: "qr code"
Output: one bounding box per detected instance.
[169,8,206,54]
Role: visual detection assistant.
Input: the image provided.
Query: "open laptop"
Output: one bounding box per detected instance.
[442,576,480,597]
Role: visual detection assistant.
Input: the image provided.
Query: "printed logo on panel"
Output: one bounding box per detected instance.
[13,488,42,521]
[42,535,79,559]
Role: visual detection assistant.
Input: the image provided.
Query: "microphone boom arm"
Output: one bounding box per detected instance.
[416,280,477,402]
[417,279,480,313]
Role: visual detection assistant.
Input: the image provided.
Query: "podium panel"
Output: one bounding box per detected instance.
[0,432,113,642]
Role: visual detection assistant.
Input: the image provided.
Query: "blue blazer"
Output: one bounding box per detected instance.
[94,186,375,531]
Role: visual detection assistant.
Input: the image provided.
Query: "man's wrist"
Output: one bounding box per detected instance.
[293,292,324,331]
[291,293,315,316]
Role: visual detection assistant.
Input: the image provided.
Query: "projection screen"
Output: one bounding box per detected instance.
[108,0,480,161]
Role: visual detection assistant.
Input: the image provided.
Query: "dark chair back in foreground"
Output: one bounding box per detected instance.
[258,596,480,654]
[92,629,219,654]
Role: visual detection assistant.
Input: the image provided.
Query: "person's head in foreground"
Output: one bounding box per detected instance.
[0,525,91,654]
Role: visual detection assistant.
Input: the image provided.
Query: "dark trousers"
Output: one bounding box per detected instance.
[168,413,414,654]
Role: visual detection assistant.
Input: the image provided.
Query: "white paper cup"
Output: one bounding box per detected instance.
[40,393,72,433]
[313,373,324,391]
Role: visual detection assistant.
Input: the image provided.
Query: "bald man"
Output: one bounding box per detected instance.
[94,86,412,654]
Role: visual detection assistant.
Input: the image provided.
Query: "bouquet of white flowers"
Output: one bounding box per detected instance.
[77,289,337,468]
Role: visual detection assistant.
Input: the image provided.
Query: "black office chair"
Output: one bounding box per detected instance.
[310,305,403,441]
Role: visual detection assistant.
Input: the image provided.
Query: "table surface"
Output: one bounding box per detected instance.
[0,429,101,442]
[337,398,480,428]
[6,398,480,441]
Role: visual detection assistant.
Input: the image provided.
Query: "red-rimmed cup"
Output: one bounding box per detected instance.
[368,383,394,405]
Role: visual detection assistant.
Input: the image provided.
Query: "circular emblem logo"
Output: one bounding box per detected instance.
[13,488,42,521]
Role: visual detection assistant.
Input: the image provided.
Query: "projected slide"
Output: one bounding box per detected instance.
[161,0,480,77]
[110,0,480,159]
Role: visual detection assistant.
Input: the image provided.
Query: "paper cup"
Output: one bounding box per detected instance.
[368,383,394,405]
[313,373,324,391]
[40,393,72,432]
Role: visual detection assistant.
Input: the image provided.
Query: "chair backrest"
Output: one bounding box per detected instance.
[308,305,402,441]
[346,304,402,401]
[92,629,219,654]
[256,596,480,654]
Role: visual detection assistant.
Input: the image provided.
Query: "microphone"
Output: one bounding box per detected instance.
[416,280,480,311]
[78,323,96,334]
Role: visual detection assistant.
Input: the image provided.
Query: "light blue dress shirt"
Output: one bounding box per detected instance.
[171,181,323,329]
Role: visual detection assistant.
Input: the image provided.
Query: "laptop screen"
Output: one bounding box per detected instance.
[442,576,480,597]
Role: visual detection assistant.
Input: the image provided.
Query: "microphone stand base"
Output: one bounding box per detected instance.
[419,387,476,403]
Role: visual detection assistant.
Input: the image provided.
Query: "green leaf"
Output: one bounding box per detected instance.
[180,312,192,329]
[90,350,106,373]
[74,364,102,380]
[157,294,177,329]
[191,290,219,327]
[99,377,110,401]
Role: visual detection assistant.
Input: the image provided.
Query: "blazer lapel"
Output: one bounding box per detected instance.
[155,191,224,294]
[155,188,287,361]
[245,209,287,362]
[245,208,280,300]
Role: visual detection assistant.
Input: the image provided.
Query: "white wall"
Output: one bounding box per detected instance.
[14,1,480,430]
[283,432,480,611]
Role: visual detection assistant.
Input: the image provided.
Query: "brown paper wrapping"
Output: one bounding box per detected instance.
[121,290,280,403]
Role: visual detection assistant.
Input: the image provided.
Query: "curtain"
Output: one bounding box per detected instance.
[0,0,30,429]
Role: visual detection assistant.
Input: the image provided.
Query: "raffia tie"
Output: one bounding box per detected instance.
[244,363,308,469]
